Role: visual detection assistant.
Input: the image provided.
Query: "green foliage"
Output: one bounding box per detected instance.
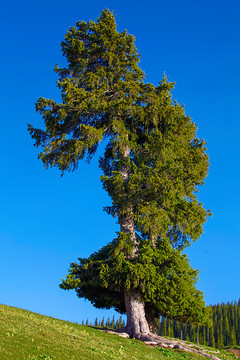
[60,236,210,326]
[29,9,211,329]
[28,9,144,174]
[159,299,240,350]
[29,9,210,248]
[99,75,210,246]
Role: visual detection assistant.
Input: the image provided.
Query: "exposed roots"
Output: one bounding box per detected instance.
[100,329,221,360]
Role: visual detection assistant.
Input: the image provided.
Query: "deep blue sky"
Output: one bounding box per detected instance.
[1,0,240,324]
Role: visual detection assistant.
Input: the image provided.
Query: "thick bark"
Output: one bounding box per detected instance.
[121,211,149,338]
[119,142,138,257]
[119,142,150,338]
[124,290,150,339]
[120,213,138,258]
[145,303,159,335]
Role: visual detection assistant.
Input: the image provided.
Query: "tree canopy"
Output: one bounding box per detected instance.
[29,9,211,339]
[61,237,209,325]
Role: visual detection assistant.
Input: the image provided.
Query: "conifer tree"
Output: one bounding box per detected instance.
[223,315,230,346]
[119,316,122,329]
[29,9,210,340]
[163,318,167,337]
[110,315,115,329]
[209,325,215,348]
[101,317,105,328]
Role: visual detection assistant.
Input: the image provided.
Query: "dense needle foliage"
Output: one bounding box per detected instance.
[61,238,209,325]
[158,299,240,349]
[29,9,211,330]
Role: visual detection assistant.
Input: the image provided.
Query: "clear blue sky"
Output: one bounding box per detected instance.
[1,0,240,324]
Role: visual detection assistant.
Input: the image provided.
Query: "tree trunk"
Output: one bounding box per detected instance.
[119,142,138,257]
[145,303,159,335]
[119,141,150,338]
[120,209,150,338]
[120,212,138,258]
[124,290,150,339]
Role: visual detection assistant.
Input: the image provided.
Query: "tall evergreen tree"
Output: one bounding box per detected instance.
[209,325,215,348]
[110,315,115,330]
[169,299,240,349]
[101,317,105,328]
[29,9,210,340]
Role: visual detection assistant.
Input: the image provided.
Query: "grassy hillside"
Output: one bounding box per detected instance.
[0,304,237,360]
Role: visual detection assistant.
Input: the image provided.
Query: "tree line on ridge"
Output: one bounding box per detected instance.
[85,299,240,349]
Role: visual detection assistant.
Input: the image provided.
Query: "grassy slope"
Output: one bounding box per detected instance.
[0,304,237,360]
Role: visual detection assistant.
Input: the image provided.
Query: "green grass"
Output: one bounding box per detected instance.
[0,304,237,360]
